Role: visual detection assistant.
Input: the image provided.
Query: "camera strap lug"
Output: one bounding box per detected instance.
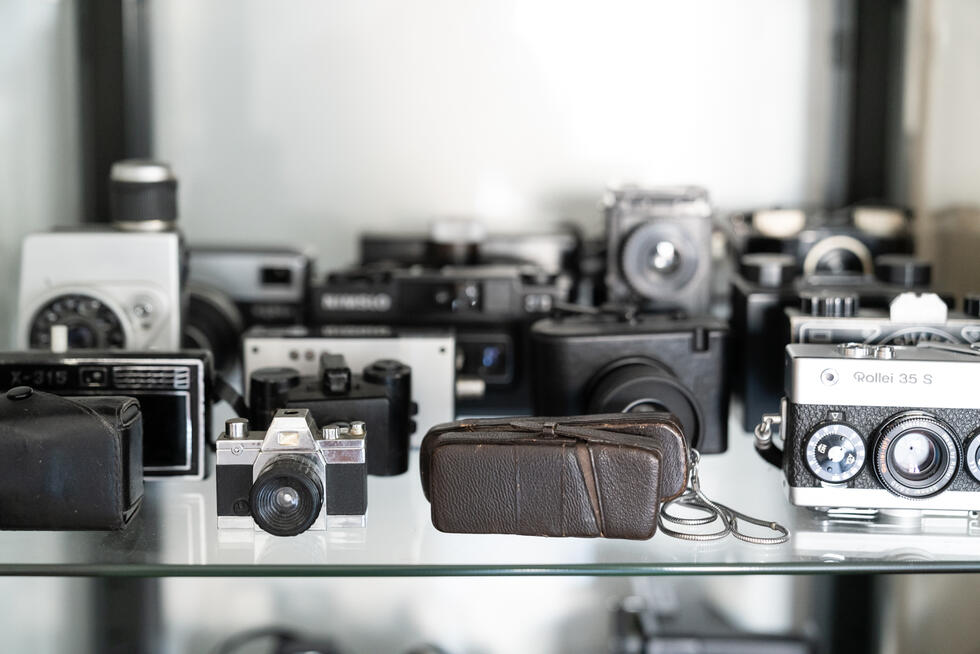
[658,449,790,545]
[753,413,784,469]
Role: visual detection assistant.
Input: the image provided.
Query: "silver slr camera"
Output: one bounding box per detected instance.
[18,160,183,351]
[216,409,367,536]
[756,342,980,512]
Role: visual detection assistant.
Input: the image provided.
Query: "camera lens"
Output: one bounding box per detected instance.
[586,358,701,447]
[619,222,698,301]
[250,455,324,537]
[873,412,961,498]
[647,241,681,275]
[183,283,244,373]
[28,294,126,349]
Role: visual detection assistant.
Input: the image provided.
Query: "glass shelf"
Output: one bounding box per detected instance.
[3,412,980,577]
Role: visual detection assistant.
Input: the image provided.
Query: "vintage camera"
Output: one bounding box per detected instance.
[249,353,413,476]
[360,218,582,277]
[758,342,980,512]
[18,160,184,351]
[731,253,943,431]
[242,325,454,439]
[732,205,913,276]
[603,185,713,314]
[216,409,367,536]
[184,246,311,372]
[530,312,729,453]
[788,291,980,346]
[0,349,211,479]
[310,262,571,411]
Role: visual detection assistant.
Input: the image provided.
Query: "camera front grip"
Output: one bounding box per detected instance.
[753,412,784,469]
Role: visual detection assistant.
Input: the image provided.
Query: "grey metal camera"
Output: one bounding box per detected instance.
[216,409,367,536]
[755,342,980,512]
[787,291,980,346]
[18,160,183,351]
[603,185,712,314]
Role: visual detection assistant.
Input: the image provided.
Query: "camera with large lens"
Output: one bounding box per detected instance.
[248,353,415,476]
[732,205,913,277]
[731,253,944,431]
[529,312,729,453]
[216,409,367,537]
[17,160,184,351]
[757,342,980,512]
[603,185,713,315]
[184,246,311,373]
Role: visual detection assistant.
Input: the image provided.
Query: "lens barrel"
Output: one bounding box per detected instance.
[250,455,324,536]
[873,412,961,499]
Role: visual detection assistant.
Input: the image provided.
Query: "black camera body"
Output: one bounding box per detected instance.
[0,387,143,530]
[185,246,311,372]
[0,350,211,479]
[732,205,913,277]
[603,185,713,315]
[529,313,729,453]
[249,354,414,476]
[731,253,943,431]
[310,263,571,411]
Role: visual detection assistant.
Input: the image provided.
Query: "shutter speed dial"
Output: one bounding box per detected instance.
[804,422,866,483]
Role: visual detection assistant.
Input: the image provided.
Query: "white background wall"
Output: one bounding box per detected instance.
[149,0,840,267]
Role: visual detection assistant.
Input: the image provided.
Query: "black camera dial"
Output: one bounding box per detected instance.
[28,294,126,349]
[804,421,865,483]
[963,430,980,484]
[873,412,961,499]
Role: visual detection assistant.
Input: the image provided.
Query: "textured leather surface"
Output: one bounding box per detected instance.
[420,413,689,540]
[0,389,144,530]
[421,413,688,501]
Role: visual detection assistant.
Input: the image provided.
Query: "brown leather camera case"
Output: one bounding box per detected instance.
[420,414,688,539]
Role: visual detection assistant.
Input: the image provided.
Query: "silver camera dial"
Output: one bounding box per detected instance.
[805,421,866,483]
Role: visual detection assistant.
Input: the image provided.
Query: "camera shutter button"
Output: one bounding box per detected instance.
[5,386,33,401]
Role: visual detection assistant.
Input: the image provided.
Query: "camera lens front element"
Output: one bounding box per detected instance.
[873,412,961,499]
[28,294,126,349]
[804,422,865,483]
[250,455,324,536]
[620,222,698,300]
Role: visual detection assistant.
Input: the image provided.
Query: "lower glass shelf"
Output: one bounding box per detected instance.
[3,413,980,577]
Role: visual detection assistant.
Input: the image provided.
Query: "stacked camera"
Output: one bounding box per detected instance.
[8,155,980,543]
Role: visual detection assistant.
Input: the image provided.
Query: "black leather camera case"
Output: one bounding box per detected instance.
[0,387,144,530]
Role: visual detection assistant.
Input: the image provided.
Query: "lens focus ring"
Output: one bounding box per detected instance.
[250,455,324,536]
[873,412,961,499]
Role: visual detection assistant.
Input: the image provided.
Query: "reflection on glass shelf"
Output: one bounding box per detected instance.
[3,413,980,575]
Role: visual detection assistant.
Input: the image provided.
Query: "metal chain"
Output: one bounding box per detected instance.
[659,449,790,545]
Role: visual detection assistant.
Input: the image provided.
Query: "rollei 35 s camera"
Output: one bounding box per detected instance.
[756,342,980,512]
[603,185,713,315]
[18,160,185,351]
[216,409,367,536]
